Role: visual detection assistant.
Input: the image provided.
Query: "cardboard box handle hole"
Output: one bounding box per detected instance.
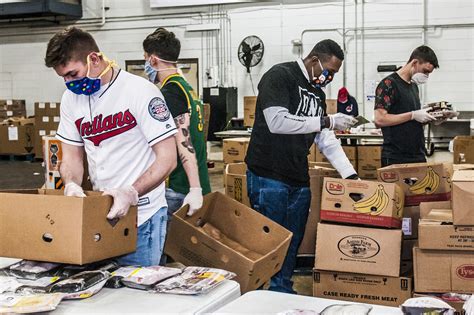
[335,203,342,208]
[234,210,241,217]
[190,236,198,244]
[42,233,53,243]
[94,233,101,242]
[124,228,129,236]
[263,226,270,233]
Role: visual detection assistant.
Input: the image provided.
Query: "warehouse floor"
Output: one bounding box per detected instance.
[0,147,453,296]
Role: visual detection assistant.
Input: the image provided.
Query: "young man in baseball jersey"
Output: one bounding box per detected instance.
[45,27,178,266]
[143,28,211,216]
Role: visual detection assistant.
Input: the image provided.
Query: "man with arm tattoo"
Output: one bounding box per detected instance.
[143,28,211,217]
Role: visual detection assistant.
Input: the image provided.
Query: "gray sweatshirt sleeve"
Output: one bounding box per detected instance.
[263,106,322,134]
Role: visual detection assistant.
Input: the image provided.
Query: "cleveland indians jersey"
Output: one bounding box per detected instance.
[56,70,177,226]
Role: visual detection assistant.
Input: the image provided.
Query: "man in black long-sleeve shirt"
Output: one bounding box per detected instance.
[245,39,358,294]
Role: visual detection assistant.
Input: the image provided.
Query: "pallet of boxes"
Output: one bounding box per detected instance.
[412,166,474,314]
[0,99,35,157]
[34,102,60,159]
[313,162,453,307]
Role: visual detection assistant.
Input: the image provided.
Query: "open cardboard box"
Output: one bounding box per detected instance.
[320,178,404,228]
[0,189,137,264]
[164,192,292,293]
[378,162,452,206]
[224,163,250,207]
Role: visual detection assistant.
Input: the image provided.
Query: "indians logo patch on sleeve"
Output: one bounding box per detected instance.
[148,97,171,122]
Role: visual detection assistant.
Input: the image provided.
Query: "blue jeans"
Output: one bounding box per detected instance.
[246,170,311,294]
[165,188,186,218]
[115,207,168,267]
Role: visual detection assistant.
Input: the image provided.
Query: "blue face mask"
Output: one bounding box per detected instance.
[65,53,114,95]
[312,59,334,88]
[144,59,157,84]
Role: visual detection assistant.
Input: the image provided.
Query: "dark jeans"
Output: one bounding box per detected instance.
[246,170,311,294]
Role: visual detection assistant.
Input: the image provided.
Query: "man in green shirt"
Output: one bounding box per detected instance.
[143,28,211,216]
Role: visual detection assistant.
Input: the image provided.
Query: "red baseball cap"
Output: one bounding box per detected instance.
[338,87,348,103]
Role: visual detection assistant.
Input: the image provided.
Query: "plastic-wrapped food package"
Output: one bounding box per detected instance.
[0,293,64,314]
[153,267,236,295]
[105,266,142,289]
[401,297,455,315]
[121,266,182,290]
[0,276,23,294]
[55,260,119,279]
[49,270,110,300]
[8,261,60,280]
[320,304,372,315]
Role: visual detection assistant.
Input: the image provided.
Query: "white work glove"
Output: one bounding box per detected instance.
[328,113,358,131]
[103,186,139,220]
[64,182,86,197]
[411,108,436,123]
[183,187,203,216]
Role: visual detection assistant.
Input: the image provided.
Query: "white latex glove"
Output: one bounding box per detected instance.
[64,182,86,197]
[103,186,139,220]
[183,187,203,216]
[328,113,358,131]
[411,108,436,123]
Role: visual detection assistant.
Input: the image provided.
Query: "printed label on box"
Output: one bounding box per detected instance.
[210,88,219,96]
[39,130,46,136]
[50,103,57,109]
[54,116,60,123]
[42,117,50,122]
[50,130,57,135]
[6,111,13,116]
[402,218,412,236]
[8,126,18,141]
[6,100,13,105]
[39,103,45,109]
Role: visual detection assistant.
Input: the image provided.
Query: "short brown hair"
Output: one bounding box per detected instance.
[408,45,439,68]
[143,27,181,62]
[45,27,100,68]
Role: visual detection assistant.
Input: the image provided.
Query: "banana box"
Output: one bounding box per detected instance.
[320,178,404,228]
[377,162,453,206]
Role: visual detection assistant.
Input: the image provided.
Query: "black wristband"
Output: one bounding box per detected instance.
[320,116,326,129]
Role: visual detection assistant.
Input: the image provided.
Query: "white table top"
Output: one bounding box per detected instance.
[214,291,403,314]
[1,258,241,314]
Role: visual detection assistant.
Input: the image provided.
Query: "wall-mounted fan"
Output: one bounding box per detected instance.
[238,35,264,73]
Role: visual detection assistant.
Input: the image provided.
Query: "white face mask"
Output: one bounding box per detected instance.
[411,73,429,85]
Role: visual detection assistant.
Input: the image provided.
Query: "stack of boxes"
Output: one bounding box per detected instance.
[34,102,61,159]
[313,177,410,308]
[222,137,250,165]
[413,168,474,312]
[0,99,34,155]
[308,144,358,171]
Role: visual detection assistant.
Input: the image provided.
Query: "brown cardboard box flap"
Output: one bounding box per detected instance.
[0,189,137,264]
[424,209,453,223]
[419,200,452,219]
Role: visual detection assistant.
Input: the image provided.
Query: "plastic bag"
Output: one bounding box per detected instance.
[0,293,64,314]
[8,261,60,280]
[153,267,235,295]
[54,260,119,279]
[401,297,455,315]
[105,266,141,289]
[0,276,23,294]
[121,266,182,290]
[320,304,372,315]
[49,270,110,300]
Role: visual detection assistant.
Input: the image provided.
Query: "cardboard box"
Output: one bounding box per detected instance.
[326,99,337,115]
[307,144,316,162]
[357,146,382,180]
[222,137,250,164]
[224,163,250,207]
[315,223,402,277]
[243,96,256,127]
[413,247,474,293]
[315,145,358,171]
[0,117,35,126]
[378,162,453,206]
[453,136,474,164]
[0,125,35,155]
[419,200,452,219]
[313,270,412,307]
[452,170,474,226]
[164,192,292,293]
[0,100,25,111]
[419,210,474,251]
[320,178,404,228]
[34,128,58,159]
[0,110,26,119]
[34,102,60,117]
[0,189,137,264]
[202,103,210,140]
[298,164,339,255]
[402,206,420,240]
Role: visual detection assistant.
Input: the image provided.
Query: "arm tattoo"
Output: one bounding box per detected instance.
[179,152,189,165]
[174,114,195,154]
